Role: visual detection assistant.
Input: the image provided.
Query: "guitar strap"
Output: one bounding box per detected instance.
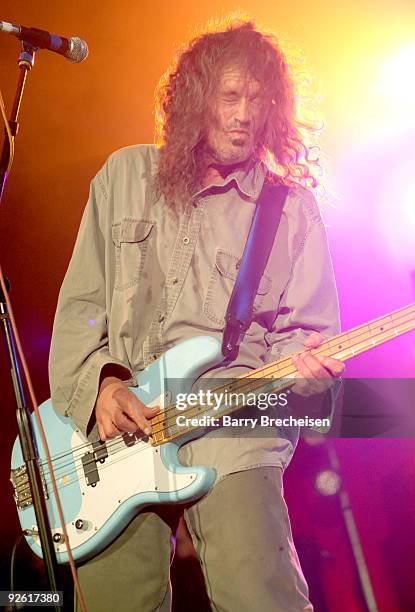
[221,175,289,361]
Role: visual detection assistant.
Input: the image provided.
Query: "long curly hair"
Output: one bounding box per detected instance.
[155,20,320,206]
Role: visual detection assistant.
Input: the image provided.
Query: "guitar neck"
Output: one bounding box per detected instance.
[253,302,415,379]
[151,303,415,445]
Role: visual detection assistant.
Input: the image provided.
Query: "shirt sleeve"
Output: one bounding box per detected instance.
[264,190,342,431]
[48,170,136,440]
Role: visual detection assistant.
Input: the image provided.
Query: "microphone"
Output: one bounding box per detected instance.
[0,20,88,63]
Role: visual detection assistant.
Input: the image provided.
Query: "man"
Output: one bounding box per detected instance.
[49,20,344,611]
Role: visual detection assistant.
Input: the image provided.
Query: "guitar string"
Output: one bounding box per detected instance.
[82,303,415,456]
[37,302,415,468]
[148,310,415,436]
[36,337,407,500]
[37,305,415,470]
[41,305,415,468]
[34,307,415,492]
[33,313,415,493]
[34,306,415,474]
[37,360,407,497]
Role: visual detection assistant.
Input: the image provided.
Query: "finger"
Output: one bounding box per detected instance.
[292,375,332,397]
[292,354,314,381]
[97,415,111,441]
[292,354,328,395]
[98,421,106,441]
[142,405,162,418]
[124,402,160,436]
[99,415,117,440]
[113,387,161,433]
[113,412,139,433]
[315,355,345,377]
[301,353,332,380]
[303,332,324,349]
[293,353,326,380]
[108,424,123,439]
[112,389,152,434]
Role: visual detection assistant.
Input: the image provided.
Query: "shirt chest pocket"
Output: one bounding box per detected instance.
[203,248,272,328]
[111,218,155,290]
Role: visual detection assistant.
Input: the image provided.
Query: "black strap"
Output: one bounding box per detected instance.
[221,178,289,361]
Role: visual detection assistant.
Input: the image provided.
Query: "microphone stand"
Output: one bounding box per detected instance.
[326,443,379,612]
[0,41,61,611]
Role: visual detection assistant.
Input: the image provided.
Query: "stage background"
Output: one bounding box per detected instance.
[1,2,414,610]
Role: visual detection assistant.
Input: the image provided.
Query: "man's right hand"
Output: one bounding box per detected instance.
[95,376,160,441]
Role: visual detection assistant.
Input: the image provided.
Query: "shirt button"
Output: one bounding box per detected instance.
[158,313,165,323]
[171,276,178,285]
[149,354,157,362]
[182,236,190,244]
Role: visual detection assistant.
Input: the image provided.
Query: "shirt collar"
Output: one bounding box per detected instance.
[192,158,268,203]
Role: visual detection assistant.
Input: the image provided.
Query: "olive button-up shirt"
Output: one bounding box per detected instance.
[49,144,340,480]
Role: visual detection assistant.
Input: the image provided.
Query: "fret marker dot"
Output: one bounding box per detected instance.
[338,345,342,349]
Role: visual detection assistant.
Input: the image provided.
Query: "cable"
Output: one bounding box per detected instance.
[0,268,87,612]
[0,87,14,175]
[10,533,24,612]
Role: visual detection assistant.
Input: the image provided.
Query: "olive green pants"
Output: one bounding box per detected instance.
[75,467,313,611]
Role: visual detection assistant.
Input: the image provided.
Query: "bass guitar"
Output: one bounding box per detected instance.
[10,303,415,563]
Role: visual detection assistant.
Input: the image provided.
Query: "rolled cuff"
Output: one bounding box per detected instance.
[51,350,137,441]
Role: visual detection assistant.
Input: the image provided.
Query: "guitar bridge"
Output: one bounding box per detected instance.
[10,464,49,510]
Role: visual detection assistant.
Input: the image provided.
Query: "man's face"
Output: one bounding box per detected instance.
[204,65,267,166]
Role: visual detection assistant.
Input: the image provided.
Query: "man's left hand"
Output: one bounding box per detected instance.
[291,331,345,397]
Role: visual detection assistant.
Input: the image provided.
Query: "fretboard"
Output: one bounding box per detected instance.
[150,303,415,445]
